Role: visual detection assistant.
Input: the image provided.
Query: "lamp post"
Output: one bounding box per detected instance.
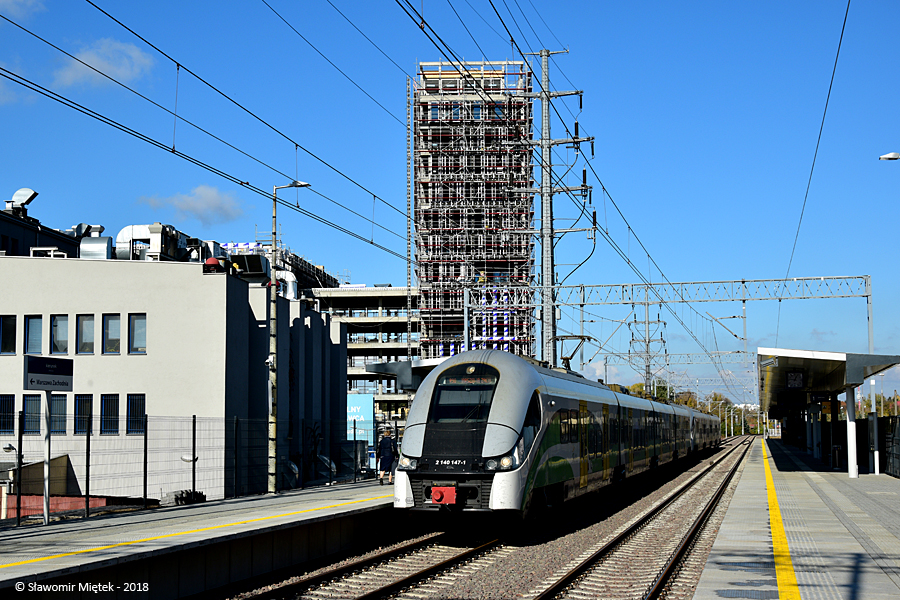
[269,181,310,494]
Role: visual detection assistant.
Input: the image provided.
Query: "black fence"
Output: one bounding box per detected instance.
[0,412,379,525]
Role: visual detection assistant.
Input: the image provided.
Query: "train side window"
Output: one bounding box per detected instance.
[559,410,569,443]
[521,392,541,452]
[571,409,579,444]
[587,414,595,455]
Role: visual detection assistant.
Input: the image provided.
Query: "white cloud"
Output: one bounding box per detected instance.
[810,328,836,343]
[0,79,16,105]
[0,0,45,19]
[583,361,625,385]
[53,38,153,88]
[139,185,245,227]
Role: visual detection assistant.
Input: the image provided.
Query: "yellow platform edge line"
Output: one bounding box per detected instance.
[0,493,393,570]
[762,438,801,600]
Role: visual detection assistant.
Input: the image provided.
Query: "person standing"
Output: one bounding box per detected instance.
[378,429,398,485]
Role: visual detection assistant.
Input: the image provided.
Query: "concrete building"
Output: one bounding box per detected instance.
[412,61,535,359]
[311,286,419,420]
[0,202,346,504]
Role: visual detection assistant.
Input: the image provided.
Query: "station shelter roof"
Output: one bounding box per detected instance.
[757,347,900,416]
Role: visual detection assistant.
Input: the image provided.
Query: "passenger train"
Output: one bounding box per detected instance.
[394,350,720,515]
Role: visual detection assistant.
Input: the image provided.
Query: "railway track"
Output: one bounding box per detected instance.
[248,533,500,600]
[525,436,752,600]
[243,438,749,600]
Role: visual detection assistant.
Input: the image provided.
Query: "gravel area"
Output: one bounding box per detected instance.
[660,442,748,600]
[420,445,738,600]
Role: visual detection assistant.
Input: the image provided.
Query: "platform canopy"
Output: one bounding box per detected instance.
[758,347,900,414]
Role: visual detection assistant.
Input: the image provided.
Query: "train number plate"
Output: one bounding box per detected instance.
[434,459,467,467]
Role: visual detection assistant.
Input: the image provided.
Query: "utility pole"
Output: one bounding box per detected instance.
[269,181,309,494]
[521,49,591,366]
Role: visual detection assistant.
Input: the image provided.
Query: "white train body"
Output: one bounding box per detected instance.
[394,350,720,513]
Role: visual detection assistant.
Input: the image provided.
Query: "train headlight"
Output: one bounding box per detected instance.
[486,453,519,471]
[485,438,527,472]
[397,456,417,470]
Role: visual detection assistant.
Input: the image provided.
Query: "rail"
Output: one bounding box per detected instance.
[532,437,752,600]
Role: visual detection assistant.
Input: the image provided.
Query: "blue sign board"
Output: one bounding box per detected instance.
[347,393,374,444]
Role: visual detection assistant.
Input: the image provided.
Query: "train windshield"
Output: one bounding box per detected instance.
[428,363,500,423]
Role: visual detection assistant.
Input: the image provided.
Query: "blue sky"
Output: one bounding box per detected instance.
[2,1,898,400]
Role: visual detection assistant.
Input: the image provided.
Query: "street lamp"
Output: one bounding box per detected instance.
[269,180,310,494]
[878,152,899,160]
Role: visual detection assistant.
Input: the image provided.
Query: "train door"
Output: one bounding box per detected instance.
[627,408,634,473]
[689,412,696,453]
[579,401,588,489]
[602,403,610,479]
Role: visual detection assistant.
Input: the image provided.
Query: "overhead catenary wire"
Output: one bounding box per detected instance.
[258,0,404,126]
[0,66,412,264]
[0,13,405,244]
[486,2,743,398]
[446,0,489,62]
[410,2,723,373]
[524,0,564,49]
[410,1,710,348]
[324,0,411,78]
[405,1,742,397]
[512,0,547,51]
[775,0,851,346]
[83,0,407,219]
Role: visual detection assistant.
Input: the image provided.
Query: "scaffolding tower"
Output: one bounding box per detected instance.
[413,60,535,359]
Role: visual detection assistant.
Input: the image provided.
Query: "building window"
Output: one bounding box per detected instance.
[75,395,92,435]
[24,394,40,434]
[430,103,438,120]
[50,394,66,434]
[127,394,146,434]
[0,316,15,354]
[25,316,42,354]
[128,314,147,354]
[101,394,119,434]
[473,103,481,120]
[50,315,68,354]
[76,315,94,354]
[0,395,13,434]
[103,314,120,354]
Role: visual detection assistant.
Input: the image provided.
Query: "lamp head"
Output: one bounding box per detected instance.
[879,152,900,160]
[3,443,15,453]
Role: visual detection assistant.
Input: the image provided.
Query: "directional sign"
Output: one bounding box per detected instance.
[24,356,73,391]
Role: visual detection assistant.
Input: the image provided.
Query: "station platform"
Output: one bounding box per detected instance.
[695,438,900,600]
[0,480,391,597]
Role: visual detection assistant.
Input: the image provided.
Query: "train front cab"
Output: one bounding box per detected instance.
[393,351,543,512]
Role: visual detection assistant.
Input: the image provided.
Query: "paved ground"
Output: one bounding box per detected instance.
[694,438,900,600]
[0,479,391,587]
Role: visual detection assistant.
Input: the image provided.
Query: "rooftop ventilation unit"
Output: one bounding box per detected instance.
[80,237,113,260]
[230,253,271,282]
[4,188,38,219]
